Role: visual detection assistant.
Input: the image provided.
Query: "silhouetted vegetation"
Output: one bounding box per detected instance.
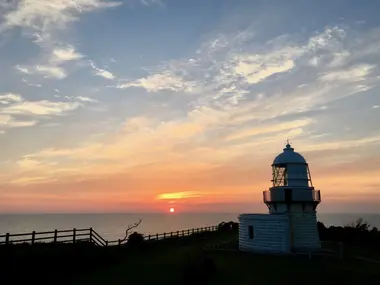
[318,218,380,245]
[126,231,145,249]
[217,221,239,232]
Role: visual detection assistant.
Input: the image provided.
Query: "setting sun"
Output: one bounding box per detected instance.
[169,208,175,213]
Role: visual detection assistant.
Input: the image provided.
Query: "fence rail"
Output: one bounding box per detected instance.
[0,225,218,247]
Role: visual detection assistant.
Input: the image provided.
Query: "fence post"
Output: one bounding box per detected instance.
[192,229,194,234]
[170,232,172,238]
[31,231,36,245]
[89,228,93,243]
[163,233,166,239]
[106,241,108,247]
[5,233,9,245]
[73,228,76,244]
[54,229,58,243]
[156,233,158,240]
[148,235,151,240]
[118,239,121,246]
[181,230,184,236]
[187,229,190,235]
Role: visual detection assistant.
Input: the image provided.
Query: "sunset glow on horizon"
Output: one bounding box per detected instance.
[0,1,380,214]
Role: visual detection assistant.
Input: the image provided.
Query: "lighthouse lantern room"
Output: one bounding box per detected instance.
[238,142,321,254]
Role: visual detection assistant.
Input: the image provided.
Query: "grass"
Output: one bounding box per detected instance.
[70,233,380,285]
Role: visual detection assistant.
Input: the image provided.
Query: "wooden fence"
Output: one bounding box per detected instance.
[0,225,218,247]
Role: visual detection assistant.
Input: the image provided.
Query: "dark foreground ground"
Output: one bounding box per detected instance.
[71,240,379,285]
[2,221,380,285]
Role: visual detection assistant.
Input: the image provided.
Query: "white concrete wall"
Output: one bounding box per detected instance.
[268,203,320,252]
[289,211,320,251]
[238,214,290,254]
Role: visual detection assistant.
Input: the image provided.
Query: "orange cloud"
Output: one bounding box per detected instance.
[156,191,203,200]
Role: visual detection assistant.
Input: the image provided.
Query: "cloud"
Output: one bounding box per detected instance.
[318,64,375,82]
[6,1,118,81]
[9,176,57,186]
[232,46,304,84]
[36,65,67,79]
[15,65,32,74]
[225,119,312,141]
[90,61,115,80]
[2,100,80,116]
[15,46,83,79]
[75,96,98,103]
[117,72,195,92]
[50,46,84,63]
[156,191,203,200]
[16,65,67,79]
[0,114,37,129]
[2,0,122,32]
[0,93,23,104]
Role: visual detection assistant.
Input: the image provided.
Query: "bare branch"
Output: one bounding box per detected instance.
[120,219,142,243]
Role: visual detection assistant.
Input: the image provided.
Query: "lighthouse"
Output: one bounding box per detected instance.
[238,142,321,254]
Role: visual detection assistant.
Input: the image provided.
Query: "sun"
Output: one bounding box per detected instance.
[169,207,175,213]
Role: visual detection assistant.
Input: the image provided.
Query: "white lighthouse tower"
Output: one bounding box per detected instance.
[238,142,321,254]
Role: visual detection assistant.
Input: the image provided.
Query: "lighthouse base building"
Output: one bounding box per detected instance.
[239,143,321,254]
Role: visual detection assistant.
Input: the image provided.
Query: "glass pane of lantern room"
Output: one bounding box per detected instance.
[272,165,287,186]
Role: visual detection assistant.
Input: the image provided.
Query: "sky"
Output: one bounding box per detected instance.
[0,0,380,214]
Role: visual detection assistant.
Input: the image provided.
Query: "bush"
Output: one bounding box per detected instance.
[318,218,380,246]
[217,221,238,232]
[127,232,145,247]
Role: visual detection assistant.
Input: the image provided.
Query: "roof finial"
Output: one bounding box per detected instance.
[286,138,291,148]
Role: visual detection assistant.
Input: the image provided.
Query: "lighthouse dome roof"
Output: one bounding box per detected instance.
[272,143,307,165]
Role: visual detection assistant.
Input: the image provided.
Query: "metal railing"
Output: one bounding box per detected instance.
[263,189,321,203]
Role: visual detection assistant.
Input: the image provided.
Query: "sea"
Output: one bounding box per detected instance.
[0,213,379,241]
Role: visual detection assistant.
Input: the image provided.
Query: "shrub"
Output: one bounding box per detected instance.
[127,232,145,247]
[217,221,238,232]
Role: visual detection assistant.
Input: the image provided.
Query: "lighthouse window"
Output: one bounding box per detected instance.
[248,225,254,239]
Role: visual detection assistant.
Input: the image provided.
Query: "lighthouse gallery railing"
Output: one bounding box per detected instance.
[263,189,321,203]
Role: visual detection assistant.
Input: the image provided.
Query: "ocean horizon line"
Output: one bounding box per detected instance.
[1,212,379,215]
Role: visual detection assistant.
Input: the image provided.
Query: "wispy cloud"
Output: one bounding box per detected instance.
[0,115,37,129]
[36,65,67,79]
[90,61,115,80]
[0,93,23,105]
[15,65,31,74]
[2,100,80,116]
[319,64,375,82]
[50,46,84,63]
[15,64,67,79]
[74,96,98,103]
[14,45,85,80]
[232,46,304,84]
[156,191,203,200]
[2,0,122,32]
[117,72,195,92]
